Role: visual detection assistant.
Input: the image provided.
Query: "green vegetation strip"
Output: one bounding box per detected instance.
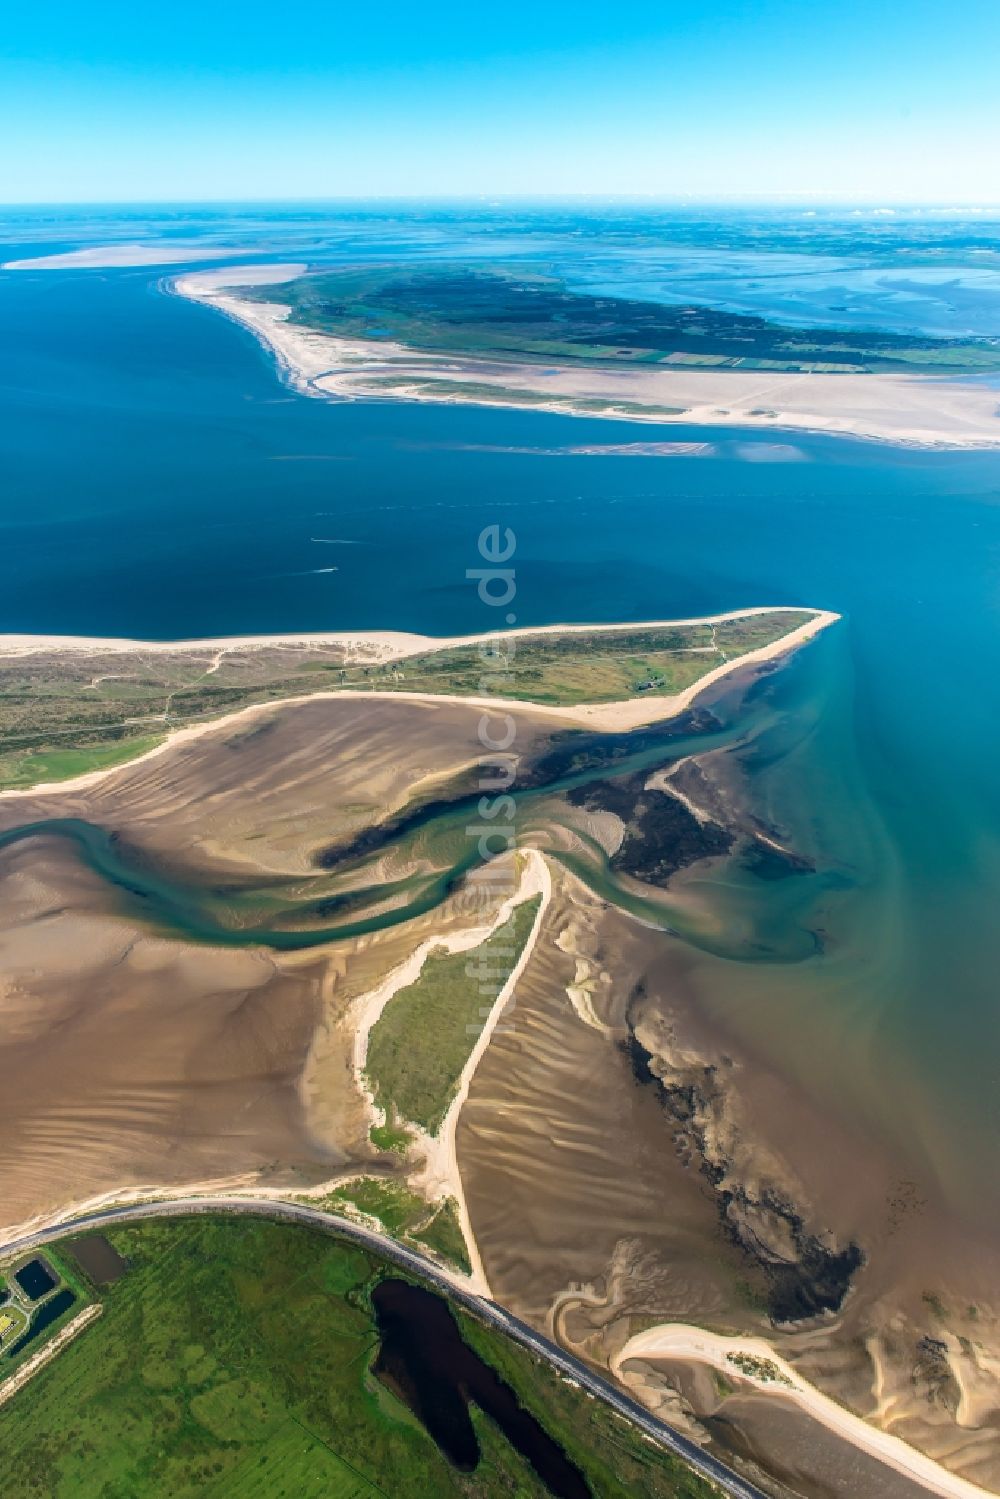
[366,895,542,1135]
[393,615,811,706]
[320,1179,472,1277]
[0,735,166,790]
[0,613,809,790]
[243,263,1000,375]
[412,1198,471,1274]
[0,1216,715,1498]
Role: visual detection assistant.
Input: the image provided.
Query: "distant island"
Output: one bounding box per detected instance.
[238,262,1000,376]
[176,261,1000,448]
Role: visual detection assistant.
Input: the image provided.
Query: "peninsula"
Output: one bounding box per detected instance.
[0,607,831,792]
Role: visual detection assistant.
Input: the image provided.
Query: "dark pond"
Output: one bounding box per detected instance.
[5,1288,76,1359]
[372,1279,590,1498]
[68,1234,129,1285]
[14,1257,57,1301]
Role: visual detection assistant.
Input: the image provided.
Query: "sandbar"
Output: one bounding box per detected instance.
[614,1324,998,1499]
[3,244,260,271]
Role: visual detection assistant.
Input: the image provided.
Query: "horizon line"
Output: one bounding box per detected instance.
[3,194,1000,211]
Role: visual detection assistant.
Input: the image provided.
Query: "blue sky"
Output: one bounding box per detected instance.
[2,0,998,202]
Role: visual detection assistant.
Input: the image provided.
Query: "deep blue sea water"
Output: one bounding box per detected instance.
[2,208,1000,1223]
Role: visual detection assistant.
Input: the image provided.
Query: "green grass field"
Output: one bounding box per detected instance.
[0,1215,716,1498]
[0,734,166,790]
[365,896,542,1135]
[392,615,812,706]
[0,613,811,790]
[321,1180,473,1276]
[412,1198,471,1275]
[368,1121,413,1154]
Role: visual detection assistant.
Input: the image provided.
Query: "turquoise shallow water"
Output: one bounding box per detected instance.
[2,213,1000,1222]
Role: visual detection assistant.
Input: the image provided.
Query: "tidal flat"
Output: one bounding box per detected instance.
[1,647,999,1496]
[5,205,1000,1497]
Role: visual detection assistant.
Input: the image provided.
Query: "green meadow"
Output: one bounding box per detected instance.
[0,1215,715,1499]
[365,896,542,1135]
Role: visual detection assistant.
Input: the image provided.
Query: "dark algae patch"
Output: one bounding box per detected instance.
[567,770,732,882]
[372,1278,590,1497]
[627,1023,864,1324]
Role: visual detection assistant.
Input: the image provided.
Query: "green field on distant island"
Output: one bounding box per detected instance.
[243,263,1000,375]
[0,1216,715,1498]
[0,612,811,790]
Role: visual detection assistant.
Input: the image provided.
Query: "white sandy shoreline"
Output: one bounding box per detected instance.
[614,1324,999,1499]
[174,265,1000,451]
[0,610,837,800]
[0,605,832,659]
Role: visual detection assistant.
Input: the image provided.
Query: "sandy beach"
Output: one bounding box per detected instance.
[176,265,1000,450]
[0,608,837,802]
[0,603,829,660]
[613,1325,998,1499]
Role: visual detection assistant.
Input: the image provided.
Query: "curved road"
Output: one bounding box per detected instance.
[0,1195,767,1499]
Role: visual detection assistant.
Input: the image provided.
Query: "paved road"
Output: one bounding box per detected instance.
[1,1195,769,1499]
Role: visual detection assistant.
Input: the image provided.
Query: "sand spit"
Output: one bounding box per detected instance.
[336,847,550,1294]
[0,608,836,804]
[175,266,1000,450]
[412,851,551,1294]
[0,604,826,660]
[2,244,261,271]
[613,1325,998,1499]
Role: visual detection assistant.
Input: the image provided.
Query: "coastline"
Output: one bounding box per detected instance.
[5,221,1000,1499]
[0,608,838,799]
[174,266,1000,450]
[0,603,831,658]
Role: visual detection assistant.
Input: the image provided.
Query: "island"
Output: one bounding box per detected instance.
[175,262,1000,448]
